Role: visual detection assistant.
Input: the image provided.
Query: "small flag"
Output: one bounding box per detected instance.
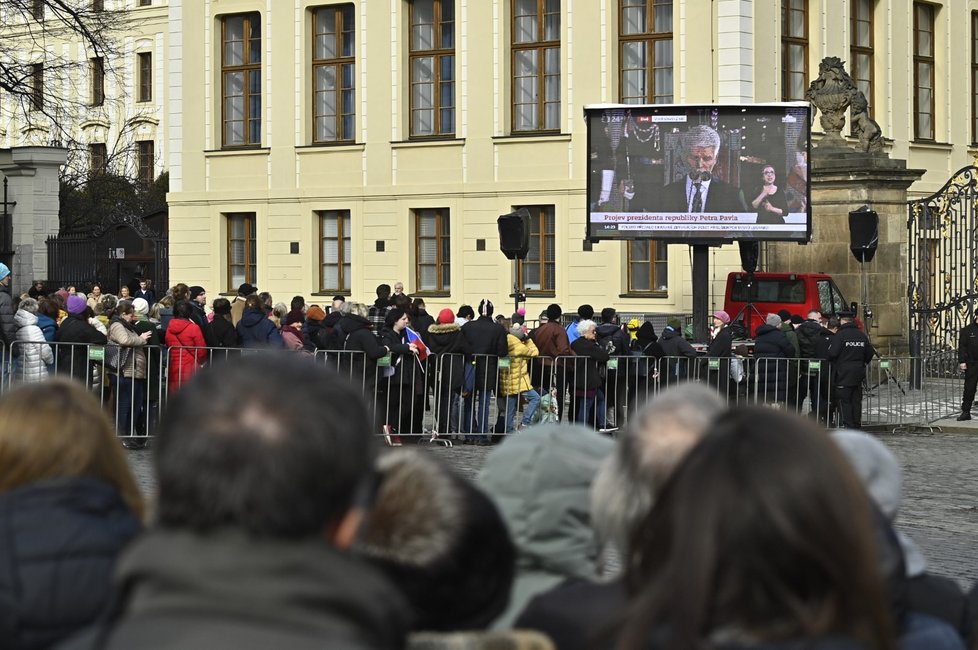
[405,326,429,361]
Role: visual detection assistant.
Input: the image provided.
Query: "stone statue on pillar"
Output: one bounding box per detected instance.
[805,56,884,154]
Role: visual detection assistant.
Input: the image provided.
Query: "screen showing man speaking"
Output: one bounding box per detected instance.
[585,103,812,243]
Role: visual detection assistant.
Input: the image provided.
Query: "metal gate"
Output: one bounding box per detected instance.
[907,166,978,365]
[46,208,167,293]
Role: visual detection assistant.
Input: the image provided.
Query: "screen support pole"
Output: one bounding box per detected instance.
[692,244,710,343]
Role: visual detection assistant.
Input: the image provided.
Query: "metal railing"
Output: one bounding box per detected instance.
[0,341,966,443]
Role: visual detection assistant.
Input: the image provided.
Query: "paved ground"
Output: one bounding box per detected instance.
[126,427,978,590]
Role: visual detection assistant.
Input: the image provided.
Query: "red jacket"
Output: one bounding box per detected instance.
[165,318,207,393]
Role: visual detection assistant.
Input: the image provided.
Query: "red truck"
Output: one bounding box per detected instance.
[723,272,851,337]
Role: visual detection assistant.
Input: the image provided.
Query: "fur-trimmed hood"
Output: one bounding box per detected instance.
[426,322,460,335]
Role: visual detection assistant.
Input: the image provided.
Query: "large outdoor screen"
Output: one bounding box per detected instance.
[585,103,812,243]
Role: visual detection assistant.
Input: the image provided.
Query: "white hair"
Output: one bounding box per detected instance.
[681,124,721,153]
[577,319,597,336]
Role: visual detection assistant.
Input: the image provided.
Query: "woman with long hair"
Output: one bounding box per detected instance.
[164,300,207,394]
[618,407,897,650]
[0,380,143,648]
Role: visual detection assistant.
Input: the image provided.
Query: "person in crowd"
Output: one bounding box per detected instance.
[798,310,832,419]
[0,263,17,353]
[134,278,156,306]
[57,354,410,650]
[529,303,574,421]
[511,307,526,326]
[160,284,190,335]
[832,430,971,642]
[13,297,54,383]
[956,311,978,421]
[566,304,594,345]
[165,300,208,394]
[625,322,664,407]
[410,298,435,341]
[502,323,541,433]
[28,279,46,300]
[427,307,468,437]
[204,298,240,350]
[330,295,345,313]
[571,319,610,429]
[750,164,791,225]
[97,294,118,330]
[319,297,345,346]
[117,285,131,300]
[616,407,897,650]
[379,308,422,445]
[814,316,840,425]
[515,384,724,650]
[479,422,615,628]
[131,297,162,438]
[107,302,153,442]
[86,283,103,311]
[188,285,207,328]
[828,311,876,429]
[83,305,106,335]
[596,307,630,428]
[290,295,306,314]
[0,380,143,650]
[336,302,391,428]
[369,284,393,336]
[461,299,508,444]
[355,449,515,632]
[230,282,256,326]
[236,294,284,348]
[753,312,795,405]
[301,305,333,351]
[703,309,734,393]
[54,295,107,384]
[658,316,697,384]
[280,309,306,351]
[36,297,59,342]
[455,304,475,327]
[269,301,287,329]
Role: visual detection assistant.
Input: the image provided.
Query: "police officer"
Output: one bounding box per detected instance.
[827,312,875,429]
[957,314,978,421]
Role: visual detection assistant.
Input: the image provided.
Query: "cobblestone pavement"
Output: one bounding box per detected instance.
[126,430,978,590]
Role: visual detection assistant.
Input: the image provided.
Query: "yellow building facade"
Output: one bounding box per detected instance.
[6,1,978,317]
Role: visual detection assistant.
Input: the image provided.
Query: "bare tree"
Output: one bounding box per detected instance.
[0,0,131,146]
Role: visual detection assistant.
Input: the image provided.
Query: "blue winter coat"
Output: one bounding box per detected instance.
[236,308,284,348]
[0,477,141,650]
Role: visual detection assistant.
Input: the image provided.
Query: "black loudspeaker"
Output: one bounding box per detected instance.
[848,206,879,263]
[498,208,531,260]
[738,240,759,274]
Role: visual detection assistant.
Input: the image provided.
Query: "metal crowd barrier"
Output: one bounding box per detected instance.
[0,341,968,445]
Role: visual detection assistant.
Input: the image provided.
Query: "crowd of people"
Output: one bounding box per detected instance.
[0,354,975,650]
[0,272,893,446]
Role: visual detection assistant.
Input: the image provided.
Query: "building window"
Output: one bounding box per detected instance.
[312,5,355,143]
[914,2,935,141]
[627,240,668,293]
[415,208,450,293]
[781,0,807,101]
[90,57,104,106]
[139,0,152,5]
[516,205,555,293]
[227,213,257,290]
[409,0,455,137]
[30,63,43,111]
[221,13,262,147]
[31,0,43,20]
[619,0,673,104]
[850,0,873,117]
[319,210,351,293]
[136,140,154,184]
[92,0,104,10]
[512,0,560,132]
[89,143,107,175]
[137,52,152,102]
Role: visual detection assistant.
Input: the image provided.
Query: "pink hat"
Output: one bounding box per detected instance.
[712,310,731,325]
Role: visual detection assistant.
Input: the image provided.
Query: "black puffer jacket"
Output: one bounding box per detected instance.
[570,337,609,390]
[427,322,468,389]
[461,316,508,391]
[753,324,794,402]
[338,314,388,387]
[0,477,141,650]
[53,314,108,383]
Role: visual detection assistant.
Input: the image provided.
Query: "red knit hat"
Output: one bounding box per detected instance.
[437,308,455,324]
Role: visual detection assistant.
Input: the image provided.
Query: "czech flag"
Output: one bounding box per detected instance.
[405,326,429,361]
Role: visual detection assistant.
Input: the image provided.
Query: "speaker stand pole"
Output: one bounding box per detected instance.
[513,259,519,316]
[692,245,710,342]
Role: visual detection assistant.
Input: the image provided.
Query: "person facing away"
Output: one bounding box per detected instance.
[56,354,410,650]
[236,294,284,348]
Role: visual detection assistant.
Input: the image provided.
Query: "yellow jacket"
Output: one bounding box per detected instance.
[501,334,539,396]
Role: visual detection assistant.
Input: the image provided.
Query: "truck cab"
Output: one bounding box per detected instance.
[723,272,849,337]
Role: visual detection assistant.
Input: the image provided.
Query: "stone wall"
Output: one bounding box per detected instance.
[765,150,924,354]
